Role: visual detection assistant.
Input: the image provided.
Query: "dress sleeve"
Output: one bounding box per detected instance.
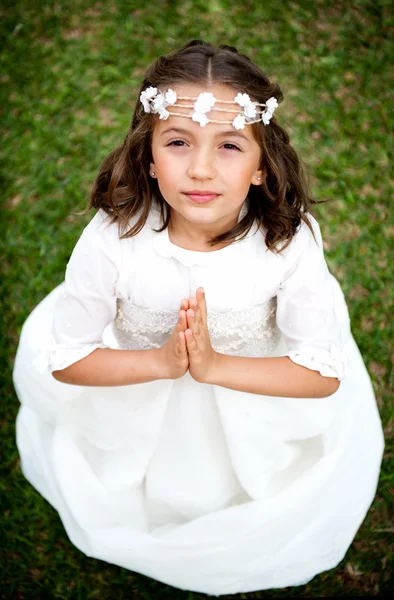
[276,214,352,381]
[33,211,120,374]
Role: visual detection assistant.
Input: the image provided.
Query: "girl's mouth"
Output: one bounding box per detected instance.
[183,192,220,204]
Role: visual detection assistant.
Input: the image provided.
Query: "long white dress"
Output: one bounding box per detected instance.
[13,202,384,595]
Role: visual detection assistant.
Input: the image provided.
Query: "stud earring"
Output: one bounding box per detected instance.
[257,176,261,181]
[151,172,156,177]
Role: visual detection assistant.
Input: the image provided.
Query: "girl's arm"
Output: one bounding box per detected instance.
[45,212,122,381]
[42,211,167,386]
[52,347,164,386]
[206,216,348,398]
[186,216,350,399]
[205,354,340,398]
[53,307,190,386]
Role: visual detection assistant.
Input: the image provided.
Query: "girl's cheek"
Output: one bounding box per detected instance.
[157,156,179,172]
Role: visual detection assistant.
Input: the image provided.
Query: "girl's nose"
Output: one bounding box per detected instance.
[186,150,216,180]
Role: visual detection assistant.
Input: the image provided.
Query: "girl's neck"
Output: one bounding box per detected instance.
[168,212,237,253]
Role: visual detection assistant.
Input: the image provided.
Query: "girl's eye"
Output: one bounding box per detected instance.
[222,143,241,151]
[166,141,241,151]
[167,140,187,147]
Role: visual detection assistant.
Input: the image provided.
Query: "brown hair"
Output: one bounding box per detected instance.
[89,40,322,252]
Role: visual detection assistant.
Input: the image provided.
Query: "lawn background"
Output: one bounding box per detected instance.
[1,0,393,597]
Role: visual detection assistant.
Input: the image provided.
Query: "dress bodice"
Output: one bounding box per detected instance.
[112,296,281,357]
[34,205,351,380]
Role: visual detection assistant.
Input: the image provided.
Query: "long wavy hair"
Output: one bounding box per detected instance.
[89,40,321,252]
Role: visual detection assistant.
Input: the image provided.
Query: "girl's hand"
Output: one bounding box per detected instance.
[185,287,218,383]
[157,304,189,379]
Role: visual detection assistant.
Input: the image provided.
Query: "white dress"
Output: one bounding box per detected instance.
[13,202,384,595]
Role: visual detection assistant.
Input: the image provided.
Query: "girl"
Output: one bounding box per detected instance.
[13,40,384,595]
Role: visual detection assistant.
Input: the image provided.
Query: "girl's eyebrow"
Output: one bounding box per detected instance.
[159,126,250,142]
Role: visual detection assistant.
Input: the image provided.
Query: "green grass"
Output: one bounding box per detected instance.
[1,0,393,597]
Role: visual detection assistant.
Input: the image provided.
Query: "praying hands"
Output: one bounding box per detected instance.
[181,287,218,383]
[157,287,218,383]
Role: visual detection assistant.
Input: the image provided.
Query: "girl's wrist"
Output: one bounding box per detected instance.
[201,351,223,385]
[151,347,170,380]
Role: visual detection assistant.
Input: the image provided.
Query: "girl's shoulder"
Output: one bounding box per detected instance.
[75,207,156,257]
[70,210,124,268]
[277,212,324,260]
[81,209,120,241]
[297,213,323,249]
[79,208,145,246]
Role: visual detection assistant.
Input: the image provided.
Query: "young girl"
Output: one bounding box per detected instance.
[13,40,384,595]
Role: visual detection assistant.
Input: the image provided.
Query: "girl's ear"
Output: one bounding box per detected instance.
[251,169,265,186]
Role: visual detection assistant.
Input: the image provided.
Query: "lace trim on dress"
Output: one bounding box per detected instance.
[113,297,281,358]
[32,334,107,373]
[286,343,351,380]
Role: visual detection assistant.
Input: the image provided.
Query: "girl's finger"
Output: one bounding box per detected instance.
[180,298,189,311]
[177,309,187,332]
[186,308,194,330]
[187,308,200,335]
[189,297,204,326]
[177,331,188,357]
[196,287,207,323]
[190,298,202,324]
[185,328,198,353]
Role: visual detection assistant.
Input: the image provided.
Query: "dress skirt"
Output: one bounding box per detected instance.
[13,282,384,595]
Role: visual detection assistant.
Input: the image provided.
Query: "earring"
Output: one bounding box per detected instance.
[151,172,156,177]
[257,176,261,181]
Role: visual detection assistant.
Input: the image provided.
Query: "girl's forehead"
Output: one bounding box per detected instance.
[153,113,257,143]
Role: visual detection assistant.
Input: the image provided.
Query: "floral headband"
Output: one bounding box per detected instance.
[140,87,278,130]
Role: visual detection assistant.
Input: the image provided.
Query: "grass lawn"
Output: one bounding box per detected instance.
[1,0,393,597]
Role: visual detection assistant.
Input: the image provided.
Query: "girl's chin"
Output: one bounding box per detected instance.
[171,203,217,216]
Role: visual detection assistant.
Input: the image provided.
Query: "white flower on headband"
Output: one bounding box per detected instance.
[151,93,171,120]
[140,86,157,113]
[234,93,251,107]
[232,114,246,130]
[152,92,166,112]
[158,107,169,120]
[234,93,257,121]
[194,92,216,114]
[192,112,209,127]
[139,86,279,128]
[165,89,177,105]
[261,97,279,125]
[244,103,257,120]
[266,97,278,113]
[153,89,177,112]
[140,87,176,115]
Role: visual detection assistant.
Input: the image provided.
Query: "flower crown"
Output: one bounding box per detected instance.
[140,87,278,130]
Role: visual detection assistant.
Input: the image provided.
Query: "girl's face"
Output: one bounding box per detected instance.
[150,82,263,239]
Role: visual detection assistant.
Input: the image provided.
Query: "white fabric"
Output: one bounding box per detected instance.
[13,203,384,595]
